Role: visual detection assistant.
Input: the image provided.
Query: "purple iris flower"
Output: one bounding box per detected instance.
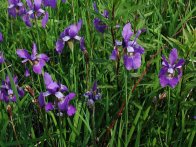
[0,32,3,42]
[84,81,101,108]
[0,52,5,64]
[159,48,184,88]
[16,43,49,75]
[8,0,26,17]
[93,2,108,33]
[38,72,76,116]
[56,19,83,53]
[22,0,49,28]
[110,23,144,70]
[0,76,24,103]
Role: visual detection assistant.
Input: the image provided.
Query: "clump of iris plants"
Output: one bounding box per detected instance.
[22,0,49,28]
[93,2,109,33]
[38,72,76,116]
[110,22,144,70]
[0,76,24,103]
[16,43,49,76]
[159,48,184,88]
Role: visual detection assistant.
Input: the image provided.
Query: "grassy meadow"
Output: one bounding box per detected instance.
[0,0,195,146]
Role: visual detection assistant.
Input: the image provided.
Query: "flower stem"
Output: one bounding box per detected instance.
[91,105,97,147]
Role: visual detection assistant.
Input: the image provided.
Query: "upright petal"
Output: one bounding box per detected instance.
[26,0,33,9]
[42,12,48,28]
[162,55,169,67]
[34,0,42,10]
[122,23,133,43]
[32,43,37,57]
[92,81,97,92]
[103,10,109,18]
[93,1,99,13]
[169,48,178,65]
[77,19,83,32]
[44,72,53,86]
[175,59,184,69]
[16,49,30,59]
[69,25,78,38]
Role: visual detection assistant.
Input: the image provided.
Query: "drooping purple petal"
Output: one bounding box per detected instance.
[38,92,45,107]
[110,47,118,60]
[0,52,5,63]
[22,15,32,27]
[169,48,178,65]
[0,32,3,42]
[56,39,65,53]
[25,67,30,77]
[33,59,45,74]
[60,84,68,92]
[37,54,49,62]
[42,12,48,28]
[67,105,76,116]
[45,102,54,112]
[93,18,107,33]
[168,77,179,88]
[16,49,31,59]
[80,37,86,51]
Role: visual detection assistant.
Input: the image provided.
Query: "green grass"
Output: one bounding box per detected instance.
[0,0,195,146]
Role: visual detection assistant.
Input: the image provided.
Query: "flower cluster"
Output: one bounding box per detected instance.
[38,72,76,116]
[17,43,49,76]
[56,19,87,53]
[159,48,184,88]
[84,81,101,108]
[8,0,49,28]
[110,23,144,70]
[93,2,109,33]
[0,76,24,103]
